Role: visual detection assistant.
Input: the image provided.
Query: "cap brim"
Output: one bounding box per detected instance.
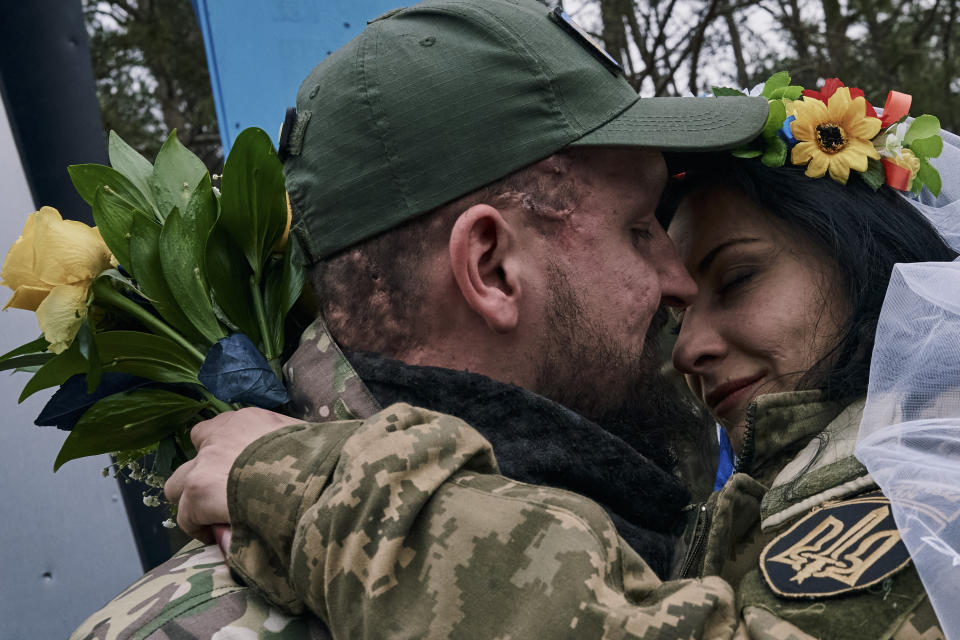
[570,95,769,151]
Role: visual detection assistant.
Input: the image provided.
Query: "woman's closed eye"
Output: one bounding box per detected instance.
[717,266,757,296]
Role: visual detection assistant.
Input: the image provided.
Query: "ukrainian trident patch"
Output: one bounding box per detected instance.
[759,490,911,598]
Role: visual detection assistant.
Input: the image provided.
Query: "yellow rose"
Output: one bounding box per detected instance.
[891,148,922,182]
[1,207,113,353]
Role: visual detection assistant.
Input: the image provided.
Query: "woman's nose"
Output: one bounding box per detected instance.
[672,308,726,375]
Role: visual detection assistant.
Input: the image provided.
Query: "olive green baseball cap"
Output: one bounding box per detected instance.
[282,0,768,263]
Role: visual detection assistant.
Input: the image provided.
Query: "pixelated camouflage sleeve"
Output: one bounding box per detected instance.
[225,402,768,639]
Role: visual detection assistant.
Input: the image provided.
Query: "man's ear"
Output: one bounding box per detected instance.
[448,204,522,333]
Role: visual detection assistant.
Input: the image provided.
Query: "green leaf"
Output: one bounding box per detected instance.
[91,184,153,271]
[0,336,48,364]
[761,71,790,98]
[149,130,209,221]
[762,100,787,139]
[916,159,942,197]
[96,331,200,383]
[860,158,885,191]
[782,86,804,100]
[54,389,205,470]
[129,215,207,345]
[159,208,225,344]
[76,320,103,392]
[712,87,745,97]
[206,226,259,341]
[20,341,87,402]
[732,149,763,158]
[909,135,943,160]
[761,137,788,167]
[68,164,155,219]
[220,128,287,277]
[263,241,306,358]
[904,115,941,145]
[0,353,54,372]
[108,131,158,216]
[19,330,201,401]
[153,436,178,478]
[767,85,804,101]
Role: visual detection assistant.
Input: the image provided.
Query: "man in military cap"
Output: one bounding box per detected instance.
[73,0,772,638]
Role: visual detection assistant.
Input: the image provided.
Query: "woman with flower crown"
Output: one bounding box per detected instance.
[661,78,958,638]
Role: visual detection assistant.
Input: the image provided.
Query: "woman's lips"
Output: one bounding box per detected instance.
[705,375,765,419]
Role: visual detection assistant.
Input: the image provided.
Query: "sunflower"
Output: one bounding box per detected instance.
[790,87,881,184]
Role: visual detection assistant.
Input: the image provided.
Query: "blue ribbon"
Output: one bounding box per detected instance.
[778,115,797,146]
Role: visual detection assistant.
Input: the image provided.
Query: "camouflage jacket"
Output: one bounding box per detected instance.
[71,320,828,639]
[674,391,944,640]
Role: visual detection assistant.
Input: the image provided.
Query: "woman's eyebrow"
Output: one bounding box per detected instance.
[697,237,762,274]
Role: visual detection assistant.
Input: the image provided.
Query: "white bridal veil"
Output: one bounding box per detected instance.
[855,128,960,639]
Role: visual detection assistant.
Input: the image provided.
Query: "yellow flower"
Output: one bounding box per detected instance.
[273,191,294,253]
[890,148,921,182]
[1,207,113,353]
[790,87,882,184]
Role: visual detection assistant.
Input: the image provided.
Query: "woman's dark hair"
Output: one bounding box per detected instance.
[659,153,958,402]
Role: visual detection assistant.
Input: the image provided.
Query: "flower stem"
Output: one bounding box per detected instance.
[91,279,206,367]
[249,275,280,377]
[199,387,235,414]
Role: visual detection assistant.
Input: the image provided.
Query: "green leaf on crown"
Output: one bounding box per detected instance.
[54,389,206,470]
[219,128,287,278]
[149,130,210,221]
[761,137,788,168]
[762,100,787,139]
[916,159,942,197]
[712,87,745,97]
[860,158,886,191]
[761,71,790,98]
[903,115,941,146]
[909,135,943,160]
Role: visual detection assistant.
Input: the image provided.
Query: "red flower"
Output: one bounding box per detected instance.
[803,78,878,118]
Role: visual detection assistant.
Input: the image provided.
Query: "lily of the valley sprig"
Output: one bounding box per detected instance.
[714,71,943,196]
[0,128,305,510]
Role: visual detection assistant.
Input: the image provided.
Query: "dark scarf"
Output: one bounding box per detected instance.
[344,349,690,578]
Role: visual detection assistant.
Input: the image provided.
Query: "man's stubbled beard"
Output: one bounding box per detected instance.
[534,264,702,473]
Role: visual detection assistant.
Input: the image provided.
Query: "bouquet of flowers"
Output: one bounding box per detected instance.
[0,128,305,509]
[715,71,943,194]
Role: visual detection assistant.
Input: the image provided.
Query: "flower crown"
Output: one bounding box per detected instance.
[714,71,943,196]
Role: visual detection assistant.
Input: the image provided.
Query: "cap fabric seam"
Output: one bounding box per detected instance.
[361,20,414,215]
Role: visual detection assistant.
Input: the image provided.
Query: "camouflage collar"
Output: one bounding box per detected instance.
[282,317,382,423]
[760,398,873,530]
[735,390,848,483]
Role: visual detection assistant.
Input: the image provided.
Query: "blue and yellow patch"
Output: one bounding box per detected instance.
[760,490,911,598]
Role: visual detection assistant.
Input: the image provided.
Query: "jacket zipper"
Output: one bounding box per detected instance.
[678,503,711,579]
[734,401,759,474]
